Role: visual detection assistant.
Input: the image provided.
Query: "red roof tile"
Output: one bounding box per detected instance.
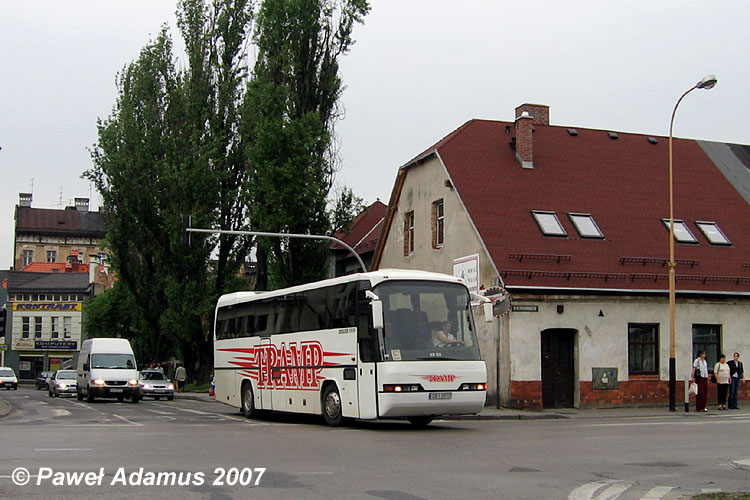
[333,201,387,255]
[429,119,750,293]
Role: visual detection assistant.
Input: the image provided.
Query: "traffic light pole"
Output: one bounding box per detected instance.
[185,227,368,274]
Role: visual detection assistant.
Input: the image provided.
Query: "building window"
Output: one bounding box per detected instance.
[693,324,721,371]
[404,211,415,256]
[51,317,59,339]
[46,250,57,263]
[63,317,72,339]
[695,221,731,246]
[432,199,445,248]
[34,317,43,338]
[98,253,107,268]
[22,249,33,266]
[22,317,30,338]
[531,211,567,237]
[662,219,698,244]
[568,213,604,239]
[628,323,659,374]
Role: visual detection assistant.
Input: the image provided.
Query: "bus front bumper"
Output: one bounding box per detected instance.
[378,391,486,418]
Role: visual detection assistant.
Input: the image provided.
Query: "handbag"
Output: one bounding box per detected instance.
[710,374,717,383]
[689,382,698,395]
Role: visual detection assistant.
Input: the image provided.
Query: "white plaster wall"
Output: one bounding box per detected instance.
[508,295,750,383]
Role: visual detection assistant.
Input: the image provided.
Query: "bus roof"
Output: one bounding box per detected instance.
[215,269,467,308]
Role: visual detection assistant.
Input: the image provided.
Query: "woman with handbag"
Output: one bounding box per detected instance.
[691,350,709,412]
[714,354,731,410]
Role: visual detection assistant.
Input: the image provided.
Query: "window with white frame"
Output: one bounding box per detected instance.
[34,317,43,338]
[662,219,698,244]
[63,317,72,339]
[568,213,604,239]
[404,211,415,255]
[51,317,59,339]
[432,199,444,248]
[22,249,33,266]
[22,317,30,338]
[695,221,731,246]
[46,250,57,263]
[532,211,567,237]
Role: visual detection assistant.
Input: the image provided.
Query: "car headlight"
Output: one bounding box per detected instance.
[167,384,174,390]
[13,378,18,384]
[93,379,105,385]
[58,383,67,389]
[128,379,138,386]
[142,383,152,389]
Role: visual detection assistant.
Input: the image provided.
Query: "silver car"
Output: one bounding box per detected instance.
[49,370,78,397]
[138,370,174,400]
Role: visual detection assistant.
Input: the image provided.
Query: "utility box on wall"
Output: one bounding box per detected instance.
[592,367,618,389]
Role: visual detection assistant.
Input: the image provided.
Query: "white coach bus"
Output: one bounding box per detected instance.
[213,269,490,426]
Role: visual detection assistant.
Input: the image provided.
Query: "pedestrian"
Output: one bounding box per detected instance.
[713,354,731,410]
[174,364,187,392]
[691,350,709,412]
[727,352,744,410]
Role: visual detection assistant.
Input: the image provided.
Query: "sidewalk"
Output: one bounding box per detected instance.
[173,390,750,421]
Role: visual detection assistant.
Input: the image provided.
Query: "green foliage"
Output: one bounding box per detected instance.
[83,0,369,381]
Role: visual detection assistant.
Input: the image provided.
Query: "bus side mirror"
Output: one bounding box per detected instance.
[365,291,384,330]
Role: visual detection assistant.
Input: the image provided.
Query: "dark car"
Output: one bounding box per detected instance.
[138,370,174,400]
[36,371,53,390]
[48,370,78,397]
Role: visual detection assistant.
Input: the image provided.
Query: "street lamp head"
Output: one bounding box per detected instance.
[696,74,717,90]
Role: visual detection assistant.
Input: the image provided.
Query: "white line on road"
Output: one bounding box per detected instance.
[640,486,674,499]
[569,481,631,500]
[34,448,94,452]
[112,414,144,426]
[51,409,71,417]
[579,417,750,428]
[144,408,176,415]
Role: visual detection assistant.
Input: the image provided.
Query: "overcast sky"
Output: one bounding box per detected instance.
[1,1,748,268]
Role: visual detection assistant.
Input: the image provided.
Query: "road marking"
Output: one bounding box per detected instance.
[569,481,631,500]
[144,408,176,415]
[51,409,71,417]
[174,407,212,415]
[112,414,144,426]
[641,486,674,499]
[579,417,750,428]
[34,448,94,452]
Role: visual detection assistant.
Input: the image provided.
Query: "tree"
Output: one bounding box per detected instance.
[244,0,370,289]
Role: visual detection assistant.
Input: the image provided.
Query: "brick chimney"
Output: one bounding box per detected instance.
[513,104,550,169]
[515,103,549,126]
[515,111,534,169]
[19,193,32,207]
[75,197,90,213]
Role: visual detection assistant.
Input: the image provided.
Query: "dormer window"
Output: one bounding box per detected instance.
[568,213,604,239]
[695,221,731,246]
[532,211,567,237]
[662,219,698,244]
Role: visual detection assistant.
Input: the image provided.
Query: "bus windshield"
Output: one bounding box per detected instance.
[374,280,481,361]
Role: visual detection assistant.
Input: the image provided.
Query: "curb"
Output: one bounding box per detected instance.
[0,397,13,418]
[444,412,566,421]
[732,459,750,471]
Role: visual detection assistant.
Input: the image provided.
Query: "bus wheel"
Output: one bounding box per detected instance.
[408,416,434,427]
[241,382,256,418]
[322,385,344,426]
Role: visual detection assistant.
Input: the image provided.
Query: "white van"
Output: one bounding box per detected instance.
[77,338,139,403]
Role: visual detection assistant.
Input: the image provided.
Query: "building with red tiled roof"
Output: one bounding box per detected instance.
[330,201,387,276]
[372,103,750,410]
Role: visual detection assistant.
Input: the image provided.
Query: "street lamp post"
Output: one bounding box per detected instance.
[668,74,717,412]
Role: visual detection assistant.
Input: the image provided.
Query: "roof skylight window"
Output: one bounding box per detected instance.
[568,213,604,239]
[695,221,731,245]
[662,219,698,244]
[532,211,567,237]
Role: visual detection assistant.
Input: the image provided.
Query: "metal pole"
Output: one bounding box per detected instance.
[684,374,690,412]
[186,227,368,274]
[668,86,696,412]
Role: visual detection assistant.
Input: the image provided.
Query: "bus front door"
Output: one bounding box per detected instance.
[259,337,273,410]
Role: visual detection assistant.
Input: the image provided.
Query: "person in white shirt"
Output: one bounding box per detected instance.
[691,350,709,412]
[714,354,731,410]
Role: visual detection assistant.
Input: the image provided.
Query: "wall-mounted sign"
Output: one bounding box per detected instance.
[12,302,82,312]
[35,340,77,351]
[13,339,35,350]
[453,253,479,295]
[512,305,539,312]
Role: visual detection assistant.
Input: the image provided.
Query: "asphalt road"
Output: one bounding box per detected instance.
[1,386,749,500]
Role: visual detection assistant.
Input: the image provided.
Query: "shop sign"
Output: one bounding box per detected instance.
[13,338,35,350]
[12,302,82,312]
[453,253,480,295]
[35,340,78,350]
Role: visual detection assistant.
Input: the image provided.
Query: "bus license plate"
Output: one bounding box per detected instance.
[429,392,452,400]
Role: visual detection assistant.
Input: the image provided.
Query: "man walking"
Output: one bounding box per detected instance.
[728,352,744,409]
[174,364,187,393]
